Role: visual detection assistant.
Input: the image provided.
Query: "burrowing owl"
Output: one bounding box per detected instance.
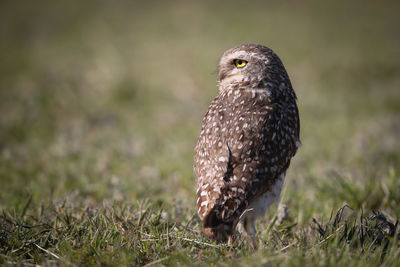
[194,44,300,245]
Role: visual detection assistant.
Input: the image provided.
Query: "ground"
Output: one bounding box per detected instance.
[0,0,400,266]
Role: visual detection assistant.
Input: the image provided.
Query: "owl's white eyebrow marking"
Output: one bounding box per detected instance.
[225,50,251,61]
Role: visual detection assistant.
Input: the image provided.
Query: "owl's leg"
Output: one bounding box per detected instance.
[227,220,239,246]
[227,234,235,246]
[243,216,257,249]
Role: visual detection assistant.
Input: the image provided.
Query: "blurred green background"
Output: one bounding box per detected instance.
[1,0,399,220]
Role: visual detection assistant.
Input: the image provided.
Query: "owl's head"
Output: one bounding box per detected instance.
[217,44,284,91]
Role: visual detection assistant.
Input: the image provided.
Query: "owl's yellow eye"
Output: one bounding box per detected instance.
[234,59,247,68]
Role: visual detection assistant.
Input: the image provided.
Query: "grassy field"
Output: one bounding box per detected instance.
[1,0,400,265]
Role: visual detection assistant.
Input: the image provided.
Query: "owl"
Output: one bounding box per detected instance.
[194,44,300,246]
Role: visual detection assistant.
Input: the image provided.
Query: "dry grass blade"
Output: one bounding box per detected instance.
[33,244,60,260]
[143,256,170,267]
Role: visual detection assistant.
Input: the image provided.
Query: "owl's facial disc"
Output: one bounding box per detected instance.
[217,52,254,91]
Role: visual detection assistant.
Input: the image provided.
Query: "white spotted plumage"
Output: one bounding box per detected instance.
[194,44,300,244]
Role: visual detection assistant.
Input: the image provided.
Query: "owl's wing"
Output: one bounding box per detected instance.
[195,94,266,226]
[194,102,231,222]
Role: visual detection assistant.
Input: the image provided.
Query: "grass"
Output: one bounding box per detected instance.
[1,201,399,265]
[0,0,400,265]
